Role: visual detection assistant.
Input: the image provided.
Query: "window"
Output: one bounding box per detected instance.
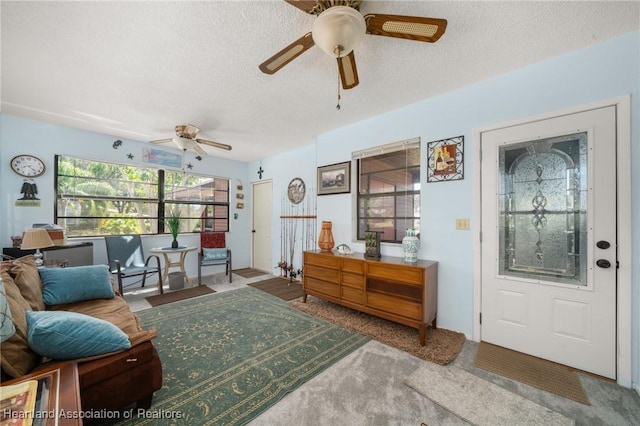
[355,139,420,243]
[55,155,229,237]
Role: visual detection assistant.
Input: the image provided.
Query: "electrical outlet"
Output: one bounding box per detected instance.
[456,218,470,230]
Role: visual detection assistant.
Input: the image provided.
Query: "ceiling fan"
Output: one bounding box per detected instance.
[150,124,232,156]
[259,0,447,90]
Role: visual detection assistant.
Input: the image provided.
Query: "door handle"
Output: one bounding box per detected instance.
[252,230,256,233]
[596,240,611,249]
[596,259,611,269]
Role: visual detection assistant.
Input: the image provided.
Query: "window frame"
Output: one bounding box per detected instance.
[354,138,421,244]
[54,155,229,237]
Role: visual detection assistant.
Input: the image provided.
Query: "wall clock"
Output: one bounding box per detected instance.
[10,155,46,177]
[287,177,306,204]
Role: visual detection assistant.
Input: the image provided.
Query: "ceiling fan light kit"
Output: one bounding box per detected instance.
[312,6,366,57]
[259,0,447,94]
[150,123,232,155]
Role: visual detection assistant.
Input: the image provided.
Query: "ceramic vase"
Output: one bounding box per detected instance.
[171,239,179,249]
[318,221,335,252]
[402,228,420,262]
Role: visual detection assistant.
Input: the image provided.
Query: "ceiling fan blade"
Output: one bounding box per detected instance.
[283,0,319,14]
[197,138,233,151]
[259,33,314,74]
[364,14,447,43]
[192,143,207,156]
[150,138,172,145]
[337,51,359,90]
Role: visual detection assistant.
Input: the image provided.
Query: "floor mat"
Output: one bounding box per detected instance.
[232,268,269,278]
[474,342,590,405]
[145,285,216,307]
[248,277,303,301]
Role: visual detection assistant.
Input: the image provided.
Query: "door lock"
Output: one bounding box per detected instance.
[596,259,611,269]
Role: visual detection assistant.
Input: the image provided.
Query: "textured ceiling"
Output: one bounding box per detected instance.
[2,1,639,162]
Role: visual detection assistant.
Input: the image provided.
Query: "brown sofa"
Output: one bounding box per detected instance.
[0,255,162,414]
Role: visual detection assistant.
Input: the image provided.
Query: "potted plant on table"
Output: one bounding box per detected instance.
[166,210,182,248]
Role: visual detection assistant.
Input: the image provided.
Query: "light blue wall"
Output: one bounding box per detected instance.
[0,115,252,277]
[1,30,637,387]
[254,30,640,385]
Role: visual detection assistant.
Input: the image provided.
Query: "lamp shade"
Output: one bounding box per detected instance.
[312,6,366,58]
[21,228,55,250]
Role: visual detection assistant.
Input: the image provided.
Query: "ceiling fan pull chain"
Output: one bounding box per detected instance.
[336,71,342,110]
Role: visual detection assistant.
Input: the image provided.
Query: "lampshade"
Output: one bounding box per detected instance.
[312,6,366,58]
[0,278,16,343]
[21,228,55,250]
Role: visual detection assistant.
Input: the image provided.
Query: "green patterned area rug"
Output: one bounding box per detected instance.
[118,287,369,425]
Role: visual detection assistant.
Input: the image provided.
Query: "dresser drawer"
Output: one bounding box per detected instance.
[341,286,364,304]
[304,276,339,298]
[304,252,340,269]
[366,291,421,320]
[341,271,364,289]
[367,262,423,284]
[304,264,340,283]
[342,258,365,274]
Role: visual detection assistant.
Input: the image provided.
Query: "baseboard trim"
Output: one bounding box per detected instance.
[633,383,640,397]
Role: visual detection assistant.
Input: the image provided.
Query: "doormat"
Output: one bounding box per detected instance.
[232,267,268,278]
[248,277,303,301]
[474,342,590,405]
[406,362,574,425]
[145,285,216,307]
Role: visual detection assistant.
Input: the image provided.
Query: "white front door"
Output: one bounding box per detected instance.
[252,180,272,272]
[480,106,617,378]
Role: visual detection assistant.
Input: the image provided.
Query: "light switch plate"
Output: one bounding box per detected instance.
[456,218,470,230]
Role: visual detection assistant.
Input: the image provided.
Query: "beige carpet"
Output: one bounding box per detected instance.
[248,277,303,301]
[474,342,590,405]
[406,361,575,425]
[290,296,465,364]
[145,285,215,307]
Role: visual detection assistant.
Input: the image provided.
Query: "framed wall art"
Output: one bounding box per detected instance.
[426,135,464,182]
[317,161,351,195]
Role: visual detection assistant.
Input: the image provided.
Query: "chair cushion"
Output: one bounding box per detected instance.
[201,232,225,249]
[26,310,131,360]
[0,271,42,378]
[40,265,115,305]
[202,248,228,261]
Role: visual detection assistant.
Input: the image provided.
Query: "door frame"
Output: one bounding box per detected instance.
[472,95,632,387]
[251,179,273,270]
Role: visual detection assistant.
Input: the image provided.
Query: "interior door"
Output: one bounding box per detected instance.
[252,180,272,272]
[480,106,617,378]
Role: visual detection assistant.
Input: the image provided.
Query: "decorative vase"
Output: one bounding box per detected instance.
[402,228,420,262]
[171,239,179,249]
[318,221,335,252]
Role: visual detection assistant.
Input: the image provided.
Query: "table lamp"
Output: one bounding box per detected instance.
[21,228,55,267]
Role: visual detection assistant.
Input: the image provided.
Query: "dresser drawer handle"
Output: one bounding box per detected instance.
[126,358,138,362]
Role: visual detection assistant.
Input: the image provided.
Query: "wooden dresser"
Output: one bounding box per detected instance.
[303,250,438,346]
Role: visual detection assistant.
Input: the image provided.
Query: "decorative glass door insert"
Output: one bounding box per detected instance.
[498,132,587,286]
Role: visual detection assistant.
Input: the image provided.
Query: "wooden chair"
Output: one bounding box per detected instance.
[105,235,163,295]
[198,232,232,284]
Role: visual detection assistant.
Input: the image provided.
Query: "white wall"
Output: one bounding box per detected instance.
[0,116,252,278]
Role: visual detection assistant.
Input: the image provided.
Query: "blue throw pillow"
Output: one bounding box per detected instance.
[203,248,228,261]
[26,310,131,360]
[40,265,114,305]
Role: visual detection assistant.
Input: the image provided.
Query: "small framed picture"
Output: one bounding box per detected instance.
[427,135,464,182]
[317,161,351,195]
